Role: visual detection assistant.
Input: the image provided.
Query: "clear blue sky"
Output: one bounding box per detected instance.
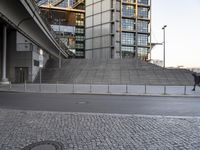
[151,0,200,68]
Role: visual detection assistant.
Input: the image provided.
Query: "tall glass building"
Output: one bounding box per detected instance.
[37,0,85,58]
[85,0,151,60]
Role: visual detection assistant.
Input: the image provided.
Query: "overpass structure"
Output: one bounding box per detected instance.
[0,0,71,84]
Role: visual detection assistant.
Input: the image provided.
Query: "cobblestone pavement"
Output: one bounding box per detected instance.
[1,109,200,150]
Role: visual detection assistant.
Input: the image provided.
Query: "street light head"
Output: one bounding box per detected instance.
[162,25,167,29]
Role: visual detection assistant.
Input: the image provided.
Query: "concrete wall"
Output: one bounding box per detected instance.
[32,48,49,81]
[0,22,50,83]
[9,31,50,83]
[32,47,40,82]
[85,0,118,59]
[16,31,50,82]
[7,30,32,82]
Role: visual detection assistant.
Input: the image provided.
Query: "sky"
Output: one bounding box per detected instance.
[151,0,200,68]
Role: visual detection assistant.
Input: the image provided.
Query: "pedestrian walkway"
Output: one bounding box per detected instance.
[0,108,200,150]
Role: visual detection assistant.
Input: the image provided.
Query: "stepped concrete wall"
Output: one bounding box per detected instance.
[36,59,194,85]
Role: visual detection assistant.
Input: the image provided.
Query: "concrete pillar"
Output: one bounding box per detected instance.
[0,25,9,84]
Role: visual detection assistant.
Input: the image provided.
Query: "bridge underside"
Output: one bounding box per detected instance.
[0,0,69,84]
[0,0,67,58]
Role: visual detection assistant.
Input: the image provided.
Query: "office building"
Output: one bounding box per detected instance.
[38,0,85,58]
[85,0,151,60]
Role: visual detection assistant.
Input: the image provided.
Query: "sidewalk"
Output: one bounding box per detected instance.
[0,108,200,150]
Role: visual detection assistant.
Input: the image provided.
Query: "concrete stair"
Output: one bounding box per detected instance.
[35,59,194,85]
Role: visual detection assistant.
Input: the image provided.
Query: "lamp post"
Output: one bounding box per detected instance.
[162,25,167,68]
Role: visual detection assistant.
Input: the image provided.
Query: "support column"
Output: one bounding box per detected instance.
[0,25,9,84]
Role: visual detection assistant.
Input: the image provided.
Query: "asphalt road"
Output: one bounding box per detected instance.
[0,92,200,116]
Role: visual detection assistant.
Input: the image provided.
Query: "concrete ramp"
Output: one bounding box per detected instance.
[36,59,194,85]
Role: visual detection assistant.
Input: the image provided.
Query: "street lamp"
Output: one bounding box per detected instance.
[162,25,167,68]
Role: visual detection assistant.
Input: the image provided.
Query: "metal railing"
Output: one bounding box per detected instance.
[30,0,73,57]
[0,82,199,96]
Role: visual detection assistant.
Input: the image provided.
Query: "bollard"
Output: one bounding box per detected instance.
[108,84,110,93]
[145,84,147,94]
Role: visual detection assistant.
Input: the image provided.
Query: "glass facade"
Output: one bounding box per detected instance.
[57,0,74,7]
[36,0,75,7]
[122,5,134,17]
[37,0,85,58]
[122,33,135,45]
[122,46,135,58]
[37,0,151,60]
[138,0,149,5]
[138,7,148,18]
[121,0,150,60]
[122,19,135,30]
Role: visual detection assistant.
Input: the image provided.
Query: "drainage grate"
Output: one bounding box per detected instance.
[21,141,63,150]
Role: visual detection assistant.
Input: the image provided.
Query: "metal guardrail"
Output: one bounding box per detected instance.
[0,83,199,96]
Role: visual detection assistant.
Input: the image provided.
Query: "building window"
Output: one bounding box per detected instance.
[58,0,74,7]
[138,34,148,46]
[138,47,148,60]
[76,20,84,26]
[76,13,84,26]
[138,7,148,18]
[76,35,84,42]
[76,43,84,49]
[76,51,84,57]
[122,32,135,45]
[137,20,148,32]
[138,0,149,5]
[76,13,84,20]
[122,19,135,30]
[123,0,134,3]
[122,46,135,58]
[75,28,84,34]
[122,5,134,17]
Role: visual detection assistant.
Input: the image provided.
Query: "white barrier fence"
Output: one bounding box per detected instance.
[0,83,199,96]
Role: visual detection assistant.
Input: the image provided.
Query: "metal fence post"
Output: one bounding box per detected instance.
[9,81,12,90]
[56,81,58,93]
[39,83,41,93]
[39,67,42,93]
[73,82,75,94]
[145,84,147,94]
[126,84,128,93]
[184,85,187,95]
[108,84,110,93]
[24,80,26,92]
[90,81,92,93]
[164,85,166,95]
